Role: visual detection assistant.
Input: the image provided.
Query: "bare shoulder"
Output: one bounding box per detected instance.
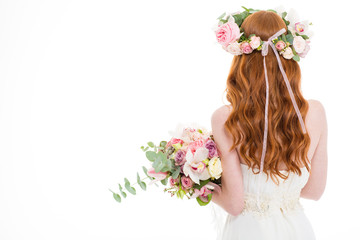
[211,105,232,125]
[307,99,327,131]
[308,99,326,114]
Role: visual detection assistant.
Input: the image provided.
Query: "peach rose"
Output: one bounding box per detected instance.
[275,40,286,51]
[239,42,253,54]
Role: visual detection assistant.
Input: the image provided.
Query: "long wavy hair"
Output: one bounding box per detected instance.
[224,10,311,184]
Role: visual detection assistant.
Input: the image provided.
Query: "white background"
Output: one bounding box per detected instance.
[0,0,358,239]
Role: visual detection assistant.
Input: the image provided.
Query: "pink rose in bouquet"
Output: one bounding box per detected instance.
[111,126,223,206]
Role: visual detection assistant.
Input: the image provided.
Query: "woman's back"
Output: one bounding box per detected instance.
[212,98,328,240]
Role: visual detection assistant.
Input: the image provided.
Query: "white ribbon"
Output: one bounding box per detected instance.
[256,28,307,210]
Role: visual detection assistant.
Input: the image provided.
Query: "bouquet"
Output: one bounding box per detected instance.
[110,126,223,206]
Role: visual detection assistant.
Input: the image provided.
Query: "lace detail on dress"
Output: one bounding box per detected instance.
[241,191,304,220]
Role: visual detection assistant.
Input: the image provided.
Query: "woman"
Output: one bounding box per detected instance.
[210,10,328,240]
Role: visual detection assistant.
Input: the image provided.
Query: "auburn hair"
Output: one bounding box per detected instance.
[224,10,311,184]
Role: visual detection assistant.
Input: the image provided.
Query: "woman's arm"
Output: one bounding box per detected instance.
[210,105,245,216]
[301,100,328,200]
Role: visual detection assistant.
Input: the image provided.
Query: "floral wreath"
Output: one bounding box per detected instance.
[214,6,313,61]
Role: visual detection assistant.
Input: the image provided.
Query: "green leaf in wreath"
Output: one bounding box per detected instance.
[147,142,155,148]
[300,34,309,40]
[286,34,294,45]
[241,6,249,12]
[282,12,287,19]
[267,9,277,13]
[292,54,300,62]
[124,178,136,195]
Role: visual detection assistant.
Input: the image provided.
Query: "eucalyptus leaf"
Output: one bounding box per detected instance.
[147,142,155,148]
[282,12,287,19]
[145,151,156,162]
[160,141,167,148]
[153,154,164,173]
[172,167,181,179]
[137,172,141,183]
[139,181,147,191]
[120,190,127,198]
[124,178,136,195]
[142,166,150,177]
[160,158,172,173]
[160,178,168,186]
[113,193,122,203]
[118,184,127,198]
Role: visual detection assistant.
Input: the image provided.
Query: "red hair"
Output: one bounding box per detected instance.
[224,11,311,184]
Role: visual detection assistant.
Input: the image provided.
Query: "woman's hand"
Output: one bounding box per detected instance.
[207,182,222,195]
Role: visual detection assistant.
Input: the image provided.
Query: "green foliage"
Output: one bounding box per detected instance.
[160,141,167,148]
[137,172,147,191]
[160,178,168,186]
[171,167,181,179]
[152,152,172,173]
[140,146,149,152]
[147,142,155,148]
[286,34,294,45]
[267,9,277,13]
[118,184,127,198]
[113,192,122,203]
[193,179,210,190]
[301,34,309,40]
[196,194,212,206]
[217,12,226,20]
[292,54,300,62]
[177,189,186,199]
[145,151,157,162]
[124,178,136,195]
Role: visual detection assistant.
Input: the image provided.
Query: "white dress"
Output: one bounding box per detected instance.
[214,163,316,240]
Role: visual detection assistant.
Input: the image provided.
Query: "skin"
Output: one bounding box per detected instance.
[210,99,328,216]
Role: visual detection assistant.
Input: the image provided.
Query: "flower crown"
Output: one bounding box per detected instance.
[214,6,313,61]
